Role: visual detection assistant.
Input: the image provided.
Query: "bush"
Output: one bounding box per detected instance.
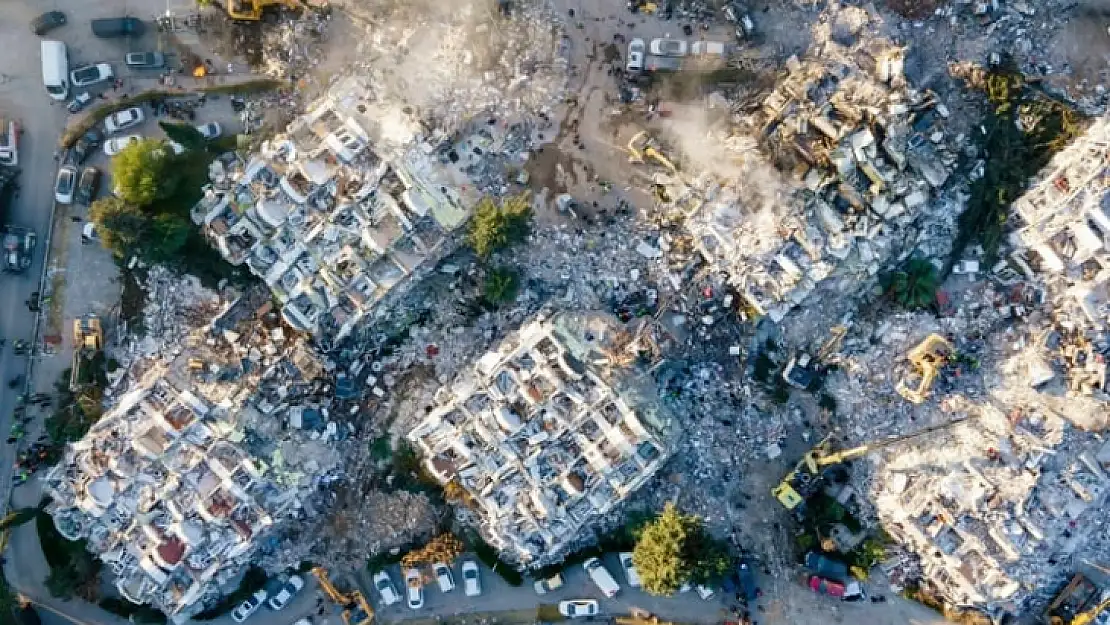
[99,598,166,624]
[467,534,524,586]
[482,266,520,306]
[36,511,101,601]
[192,567,268,620]
[882,257,939,310]
[631,503,731,595]
[467,194,531,258]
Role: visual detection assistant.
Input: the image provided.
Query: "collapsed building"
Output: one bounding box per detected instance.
[194,76,477,345]
[407,311,677,566]
[663,40,956,323]
[43,291,343,619]
[827,117,1110,619]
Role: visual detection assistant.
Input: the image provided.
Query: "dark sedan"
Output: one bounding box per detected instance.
[31,11,66,36]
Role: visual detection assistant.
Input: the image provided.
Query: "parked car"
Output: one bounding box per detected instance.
[583,557,620,598]
[265,574,304,610]
[91,17,145,38]
[103,135,141,157]
[690,41,727,56]
[71,130,102,164]
[808,575,846,598]
[230,589,267,623]
[371,570,400,606]
[619,552,641,588]
[433,562,455,593]
[54,166,76,204]
[695,584,716,600]
[196,121,222,139]
[737,559,758,601]
[649,38,687,56]
[626,38,645,72]
[461,560,481,597]
[125,52,165,68]
[30,11,66,36]
[67,92,92,114]
[292,620,312,625]
[104,107,144,133]
[558,600,599,618]
[75,166,100,206]
[0,117,18,167]
[804,552,848,582]
[70,63,113,88]
[405,568,424,609]
[534,573,565,595]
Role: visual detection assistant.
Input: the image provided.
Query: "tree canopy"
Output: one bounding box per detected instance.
[110,138,181,206]
[159,121,207,151]
[632,503,732,596]
[467,193,531,258]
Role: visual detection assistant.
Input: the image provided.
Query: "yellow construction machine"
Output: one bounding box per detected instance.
[70,314,104,391]
[772,416,970,511]
[895,333,954,404]
[627,131,678,175]
[1053,598,1110,625]
[226,0,304,21]
[312,567,374,625]
[1046,572,1110,625]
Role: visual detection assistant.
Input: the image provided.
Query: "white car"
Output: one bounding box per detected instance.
[461,560,481,597]
[649,38,687,57]
[54,165,76,204]
[372,570,400,606]
[619,552,641,588]
[559,600,600,618]
[626,38,645,72]
[230,589,267,623]
[103,135,141,157]
[433,562,455,593]
[166,140,185,155]
[266,574,304,611]
[196,121,222,139]
[405,568,424,609]
[70,63,113,88]
[104,107,144,134]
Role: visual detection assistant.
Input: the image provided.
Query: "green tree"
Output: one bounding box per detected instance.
[482,266,519,306]
[632,503,732,596]
[90,197,147,258]
[883,257,939,310]
[148,214,192,261]
[111,138,179,206]
[467,194,531,258]
[159,121,207,152]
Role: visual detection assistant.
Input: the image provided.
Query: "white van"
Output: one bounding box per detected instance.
[583,557,620,598]
[41,40,69,101]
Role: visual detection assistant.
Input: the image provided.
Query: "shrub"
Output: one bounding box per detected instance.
[467,194,531,258]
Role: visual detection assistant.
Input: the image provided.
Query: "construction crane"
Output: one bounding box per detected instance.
[627,131,678,175]
[311,567,374,625]
[772,416,970,511]
[895,334,954,404]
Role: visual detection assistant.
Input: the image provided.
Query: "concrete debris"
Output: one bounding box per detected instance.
[408,311,677,567]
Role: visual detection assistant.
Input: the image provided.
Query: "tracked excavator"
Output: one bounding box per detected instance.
[227,0,307,21]
[312,567,374,625]
[772,416,971,511]
[627,131,678,174]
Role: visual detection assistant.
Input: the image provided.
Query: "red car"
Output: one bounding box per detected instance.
[808,576,846,598]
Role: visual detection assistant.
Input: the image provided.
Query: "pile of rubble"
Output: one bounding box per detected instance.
[118,265,223,367]
[338,0,569,137]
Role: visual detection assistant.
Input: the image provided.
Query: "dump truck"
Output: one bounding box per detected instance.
[2,227,35,273]
[70,313,103,391]
[312,567,373,625]
[773,416,970,511]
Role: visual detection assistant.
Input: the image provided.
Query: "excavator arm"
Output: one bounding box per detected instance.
[813,417,971,468]
[1072,597,1110,625]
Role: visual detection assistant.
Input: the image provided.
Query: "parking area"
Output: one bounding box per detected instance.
[366,554,731,624]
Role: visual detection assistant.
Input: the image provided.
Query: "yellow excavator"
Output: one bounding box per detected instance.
[772,416,970,511]
[226,0,305,21]
[895,334,955,404]
[1052,597,1110,625]
[312,567,374,625]
[627,131,678,175]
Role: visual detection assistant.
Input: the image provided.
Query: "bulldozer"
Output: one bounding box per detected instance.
[772,416,970,511]
[70,314,103,391]
[226,0,305,21]
[895,333,955,404]
[627,131,678,175]
[312,567,374,625]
